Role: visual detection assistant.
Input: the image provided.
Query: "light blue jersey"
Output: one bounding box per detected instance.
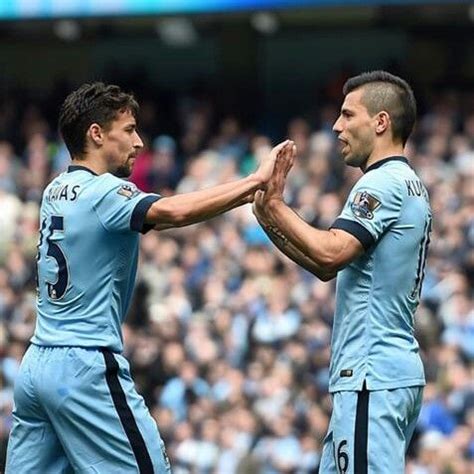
[31,165,160,352]
[8,165,170,473]
[330,156,432,392]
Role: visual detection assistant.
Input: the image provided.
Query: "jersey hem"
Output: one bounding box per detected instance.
[30,339,123,353]
[329,377,426,393]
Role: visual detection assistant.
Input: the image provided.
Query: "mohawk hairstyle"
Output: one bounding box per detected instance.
[343,71,417,145]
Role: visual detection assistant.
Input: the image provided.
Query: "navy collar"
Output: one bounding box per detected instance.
[365,156,409,174]
[67,165,98,176]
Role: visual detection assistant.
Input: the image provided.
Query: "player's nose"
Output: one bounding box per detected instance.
[332,116,343,133]
[134,132,144,149]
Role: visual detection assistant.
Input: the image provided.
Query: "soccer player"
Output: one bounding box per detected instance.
[253,71,432,473]
[5,82,293,473]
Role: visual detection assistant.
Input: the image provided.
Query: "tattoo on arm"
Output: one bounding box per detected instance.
[259,220,336,281]
[266,225,289,247]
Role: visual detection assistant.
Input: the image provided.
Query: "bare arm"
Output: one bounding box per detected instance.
[264,199,363,279]
[253,144,364,280]
[148,180,257,230]
[145,140,293,230]
[253,197,337,280]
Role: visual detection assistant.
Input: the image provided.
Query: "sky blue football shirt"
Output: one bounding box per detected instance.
[31,165,160,352]
[330,156,432,392]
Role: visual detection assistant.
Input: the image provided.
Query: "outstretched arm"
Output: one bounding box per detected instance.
[145,140,293,230]
[254,144,363,281]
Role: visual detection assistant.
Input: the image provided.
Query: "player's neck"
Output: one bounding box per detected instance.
[362,142,405,172]
[70,155,108,175]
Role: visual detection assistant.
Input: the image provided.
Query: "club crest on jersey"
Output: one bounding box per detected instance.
[117,184,139,199]
[350,191,381,219]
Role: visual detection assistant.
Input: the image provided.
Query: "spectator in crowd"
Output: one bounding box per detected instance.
[0,80,473,473]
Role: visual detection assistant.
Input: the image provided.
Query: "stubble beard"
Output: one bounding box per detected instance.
[113,157,134,178]
[114,167,131,178]
[344,142,370,169]
[345,153,365,168]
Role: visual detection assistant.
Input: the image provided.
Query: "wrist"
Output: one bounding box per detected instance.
[266,195,284,209]
[248,172,265,190]
[264,196,285,222]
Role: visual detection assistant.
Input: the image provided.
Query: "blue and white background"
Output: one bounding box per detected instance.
[0,0,466,20]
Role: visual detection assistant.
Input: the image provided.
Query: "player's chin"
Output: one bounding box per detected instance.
[114,165,133,178]
[344,156,356,167]
[344,153,363,168]
[339,146,352,163]
[342,152,354,165]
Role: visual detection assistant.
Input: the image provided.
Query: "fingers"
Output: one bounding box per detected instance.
[268,139,296,171]
[278,140,293,158]
[259,139,297,199]
[272,139,291,156]
[291,144,297,162]
[274,141,296,174]
[255,140,292,186]
[283,144,297,177]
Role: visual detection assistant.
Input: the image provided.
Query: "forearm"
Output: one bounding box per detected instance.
[257,216,336,281]
[153,192,253,230]
[147,175,261,228]
[265,199,360,272]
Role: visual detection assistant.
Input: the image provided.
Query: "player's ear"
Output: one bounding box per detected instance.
[88,123,104,147]
[375,111,390,135]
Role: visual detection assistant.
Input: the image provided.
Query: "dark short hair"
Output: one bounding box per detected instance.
[343,71,416,145]
[58,82,139,158]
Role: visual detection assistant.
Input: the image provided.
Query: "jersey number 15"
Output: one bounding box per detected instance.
[37,215,69,300]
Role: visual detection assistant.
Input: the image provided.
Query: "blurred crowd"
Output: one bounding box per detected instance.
[0,81,473,474]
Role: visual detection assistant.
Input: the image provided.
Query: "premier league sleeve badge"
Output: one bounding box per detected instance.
[350,191,381,219]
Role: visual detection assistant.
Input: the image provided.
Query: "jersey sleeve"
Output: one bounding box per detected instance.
[330,170,403,250]
[92,175,160,234]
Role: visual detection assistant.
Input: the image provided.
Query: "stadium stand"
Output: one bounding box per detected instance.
[0,75,472,472]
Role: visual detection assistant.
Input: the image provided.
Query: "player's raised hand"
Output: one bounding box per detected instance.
[253,139,291,188]
[265,140,296,201]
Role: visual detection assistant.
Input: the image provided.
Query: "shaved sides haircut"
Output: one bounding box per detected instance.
[343,71,417,145]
